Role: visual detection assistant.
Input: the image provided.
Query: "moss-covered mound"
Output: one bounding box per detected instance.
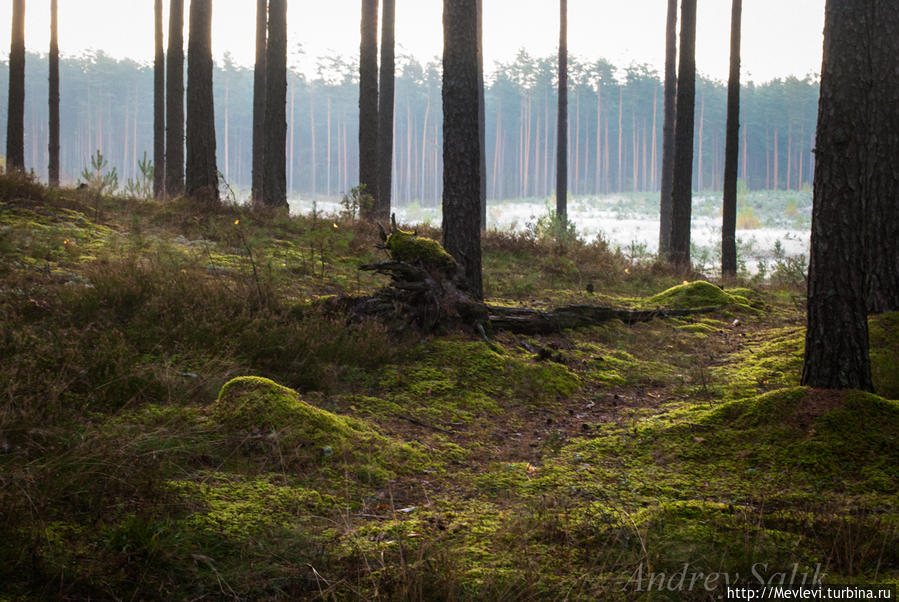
[385,228,458,273]
[211,376,424,477]
[647,280,754,310]
[870,311,899,399]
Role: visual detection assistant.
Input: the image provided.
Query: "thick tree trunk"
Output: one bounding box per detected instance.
[801,0,875,391]
[252,0,267,204]
[48,0,60,187]
[165,0,185,197]
[6,0,25,172]
[556,0,568,223]
[153,0,165,198]
[359,0,379,218]
[721,0,742,277]
[442,0,483,300]
[865,1,899,314]
[376,0,396,221]
[262,0,287,208]
[658,0,678,257]
[669,0,697,267]
[477,0,487,230]
[184,0,219,204]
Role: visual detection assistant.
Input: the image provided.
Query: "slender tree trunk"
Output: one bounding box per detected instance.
[556,0,568,223]
[787,124,793,190]
[359,0,379,218]
[650,86,657,191]
[595,83,601,194]
[376,0,396,220]
[153,0,165,199]
[697,92,705,191]
[658,0,678,256]
[669,0,698,267]
[310,94,317,198]
[262,0,287,207]
[288,82,294,193]
[773,128,779,189]
[721,0,742,277]
[49,0,60,187]
[617,87,623,192]
[165,0,185,197]
[251,0,267,204]
[224,81,230,183]
[326,96,332,198]
[6,0,25,172]
[801,0,876,391]
[492,96,502,200]
[442,0,483,300]
[184,0,219,204]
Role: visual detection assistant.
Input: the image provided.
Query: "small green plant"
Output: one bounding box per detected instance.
[80,150,118,195]
[340,184,373,222]
[123,152,153,200]
[526,203,578,248]
[770,239,808,288]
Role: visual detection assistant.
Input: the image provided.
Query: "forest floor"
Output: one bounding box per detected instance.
[1,173,897,600]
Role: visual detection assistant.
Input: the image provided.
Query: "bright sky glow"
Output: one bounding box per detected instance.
[2,0,823,83]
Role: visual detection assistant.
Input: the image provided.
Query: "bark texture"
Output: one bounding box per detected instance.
[262,0,287,208]
[801,0,874,391]
[864,1,899,314]
[153,0,165,198]
[669,0,697,267]
[49,0,60,187]
[165,0,185,197]
[185,0,219,204]
[442,0,483,300]
[477,0,487,230]
[555,0,568,224]
[658,0,677,257]
[252,0,267,204]
[376,0,396,221]
[721,0,742,277]
[359,0,379,219]
[6,0,25,172]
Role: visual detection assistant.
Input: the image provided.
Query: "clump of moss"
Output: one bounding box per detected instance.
[212,376,424,474]
[386,228,458,274]
[869,311,899,399]
[647,280,751,310]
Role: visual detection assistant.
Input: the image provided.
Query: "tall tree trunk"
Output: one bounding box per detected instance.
[617,87,623,192]
[477,0,487,229]
[165,0,185,197]
[359,0,379,218]
[309,94,317,198]
[773,128,779,189]
[442,0,483,300]
[595,84,601,194]
[658,0,678,257]
[48,0,60,187]
[184,0,219,204]
[801,0,877,391]
[650,86,657,191]
[153,0,165,197]
[721,0,742,277]
[669,0,697,267]
[556,0,568,223]
[251,0,267,204]
[6,0,25,172]
[262,0,287,208]
[865,1,899,314]
[376,0,396,220]
[697,92,705,191]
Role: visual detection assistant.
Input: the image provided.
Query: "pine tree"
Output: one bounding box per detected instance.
[252,0,267,204]
[668,0,697,267]
[184,0,219,204]
[262,0,287,208]
[376,0,396,221]
[6,0,25,172]
[442,0,483,299]
[49,0,60,187]
[801,0,879,391]
[556,0,568,224]
[658,0,677,256]
[165,0,185,197]
[153,0,165,198]
[359,0,379,219]
[721,0,742,277]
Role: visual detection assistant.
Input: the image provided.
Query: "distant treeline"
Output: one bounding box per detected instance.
[0,50,819,203]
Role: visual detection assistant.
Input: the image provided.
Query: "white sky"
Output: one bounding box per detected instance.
[1,0,824,83]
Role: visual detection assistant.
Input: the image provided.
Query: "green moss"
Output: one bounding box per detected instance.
[385,228,458,273]
[212,376,426,474]
[710,327,804,399]
[647,280,754,311]
[869,312,899,399]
